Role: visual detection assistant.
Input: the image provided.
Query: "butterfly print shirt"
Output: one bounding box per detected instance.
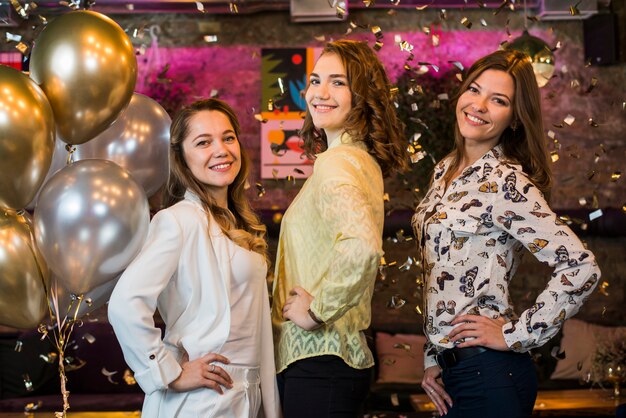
[412,146,601,369]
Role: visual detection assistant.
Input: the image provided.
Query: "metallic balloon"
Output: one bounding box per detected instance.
[505,31,556,88]
[29,10,137,145]
[51,274,119,319]
[74,93,171,197]
[0,210,49,329]
[0,65,55,210]
[26,136,71,210]
[34,159,150,295]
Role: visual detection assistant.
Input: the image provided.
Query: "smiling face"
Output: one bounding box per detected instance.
[456,69,515,151]
[182,110,241,205]
[305,52,352,143]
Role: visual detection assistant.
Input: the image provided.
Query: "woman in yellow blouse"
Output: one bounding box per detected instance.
[413,50,601,417]
[271,40,408,418]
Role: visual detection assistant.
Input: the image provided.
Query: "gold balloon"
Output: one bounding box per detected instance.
[0,210,49,329]
[30,10,137,145]
[0,65,55,210]
[505,30,556,88]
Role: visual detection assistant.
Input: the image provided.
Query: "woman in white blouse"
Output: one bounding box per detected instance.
[109,99,280,418]
[413,50,601,417]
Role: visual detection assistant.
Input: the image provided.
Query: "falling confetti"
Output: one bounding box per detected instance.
[460,17,472,29]
[195,1,206,12]
[255,183,265,197]
[599,281,609,296]
[102,368,119,384]
[387,295,406,309]
[23,374,33,392]
[611,171,621,182]
[123,369,137,385]
[589,209,602,221]
[563,114,575,126]
[14,340,23,352]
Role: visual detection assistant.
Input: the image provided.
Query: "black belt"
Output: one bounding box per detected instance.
[435,346,488,370]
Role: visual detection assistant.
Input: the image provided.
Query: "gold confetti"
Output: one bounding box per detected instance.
[253,114,268,123]
[24,401,43,412]
[578,197,587,206]
[602,306,607,316]
[363,0,374,6]
[480,18,488,27]
[410,151,427,164]
[611,171,621,182]
[563,114,575,126]
[588,118,598,127]
[314,34,326,42]
[373,41,383,51]
[439,8,447,21]
[421,26,431,35]
[14,340,23,352]
[550,151,559,163]
[383,193,390,202]
[272,212,283,224]
[494,0,508,15]
[456,73,464,82]
[415,304,423,315]
[371,25,383,38]
[123,369,137,385]
[393,342,411,351]
[587,170,596,180]
[415,4,429,10]
[432,34,440,47]
[203,35,218,43]
[267,98,274,112]
[399,40,414,52]
[460,17,472,29]
[255,182,265,197]
[548,130,556,139]
[569,1,580,16]
[336,5,346,18]
[229,2,238,13]
[571,79,580,89]
[15,42,29,55]
[599,281,609,296]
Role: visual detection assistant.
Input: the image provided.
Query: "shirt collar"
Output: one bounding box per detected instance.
[184,190,202,205]
[327,131,355,150]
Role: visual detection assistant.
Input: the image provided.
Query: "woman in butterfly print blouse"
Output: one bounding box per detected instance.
[412,50,601,418]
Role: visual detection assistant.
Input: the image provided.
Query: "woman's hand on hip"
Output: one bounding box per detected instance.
[422,365,452,416]
[448,314,509,351]
[282,286,319,331]
[169,352,233,394]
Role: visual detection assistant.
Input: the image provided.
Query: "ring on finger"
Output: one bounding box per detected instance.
[210,364,215,373]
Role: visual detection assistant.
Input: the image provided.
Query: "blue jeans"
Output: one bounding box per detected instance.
[441,349,537,418]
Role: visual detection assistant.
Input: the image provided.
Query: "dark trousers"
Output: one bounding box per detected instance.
[441,349,538,418]
[278,355,371,418]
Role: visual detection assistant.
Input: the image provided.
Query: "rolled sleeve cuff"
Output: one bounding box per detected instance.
[134,348,182,395]
[424,353,438,370]
[502,322,531,353]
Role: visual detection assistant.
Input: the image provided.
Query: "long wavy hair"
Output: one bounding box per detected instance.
[445,49,552,198]
[164,99,268,261]
[299,40,409,178]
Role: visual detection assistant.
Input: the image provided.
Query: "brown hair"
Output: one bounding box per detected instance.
[299,40,409,178]
[165,99,267,260]
[445,49,552,198]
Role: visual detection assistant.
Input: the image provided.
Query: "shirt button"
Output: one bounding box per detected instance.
[149,354,156,360]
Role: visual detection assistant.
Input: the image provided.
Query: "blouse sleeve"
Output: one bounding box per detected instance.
[108,209,184,394]
[308,154,383,325]
[491,168,601,352]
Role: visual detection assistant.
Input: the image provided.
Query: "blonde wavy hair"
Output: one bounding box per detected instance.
[446,49,552,199]
[299,40,409,178]
[164,99,268,261]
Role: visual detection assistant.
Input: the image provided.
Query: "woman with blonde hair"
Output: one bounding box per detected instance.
[272,39,408,418]
[109,98,280,418]
[414,49,601,417]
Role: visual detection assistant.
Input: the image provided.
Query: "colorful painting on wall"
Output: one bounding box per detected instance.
[260,48,320,179]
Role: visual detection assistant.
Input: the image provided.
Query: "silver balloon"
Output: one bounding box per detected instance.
[26,136,71,210]
[51,274,119,319]
[34,159,149,295]
[74,93,171,197]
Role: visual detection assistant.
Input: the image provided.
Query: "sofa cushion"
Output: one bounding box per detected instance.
[375,332,426,384]
[551,318,626,380]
